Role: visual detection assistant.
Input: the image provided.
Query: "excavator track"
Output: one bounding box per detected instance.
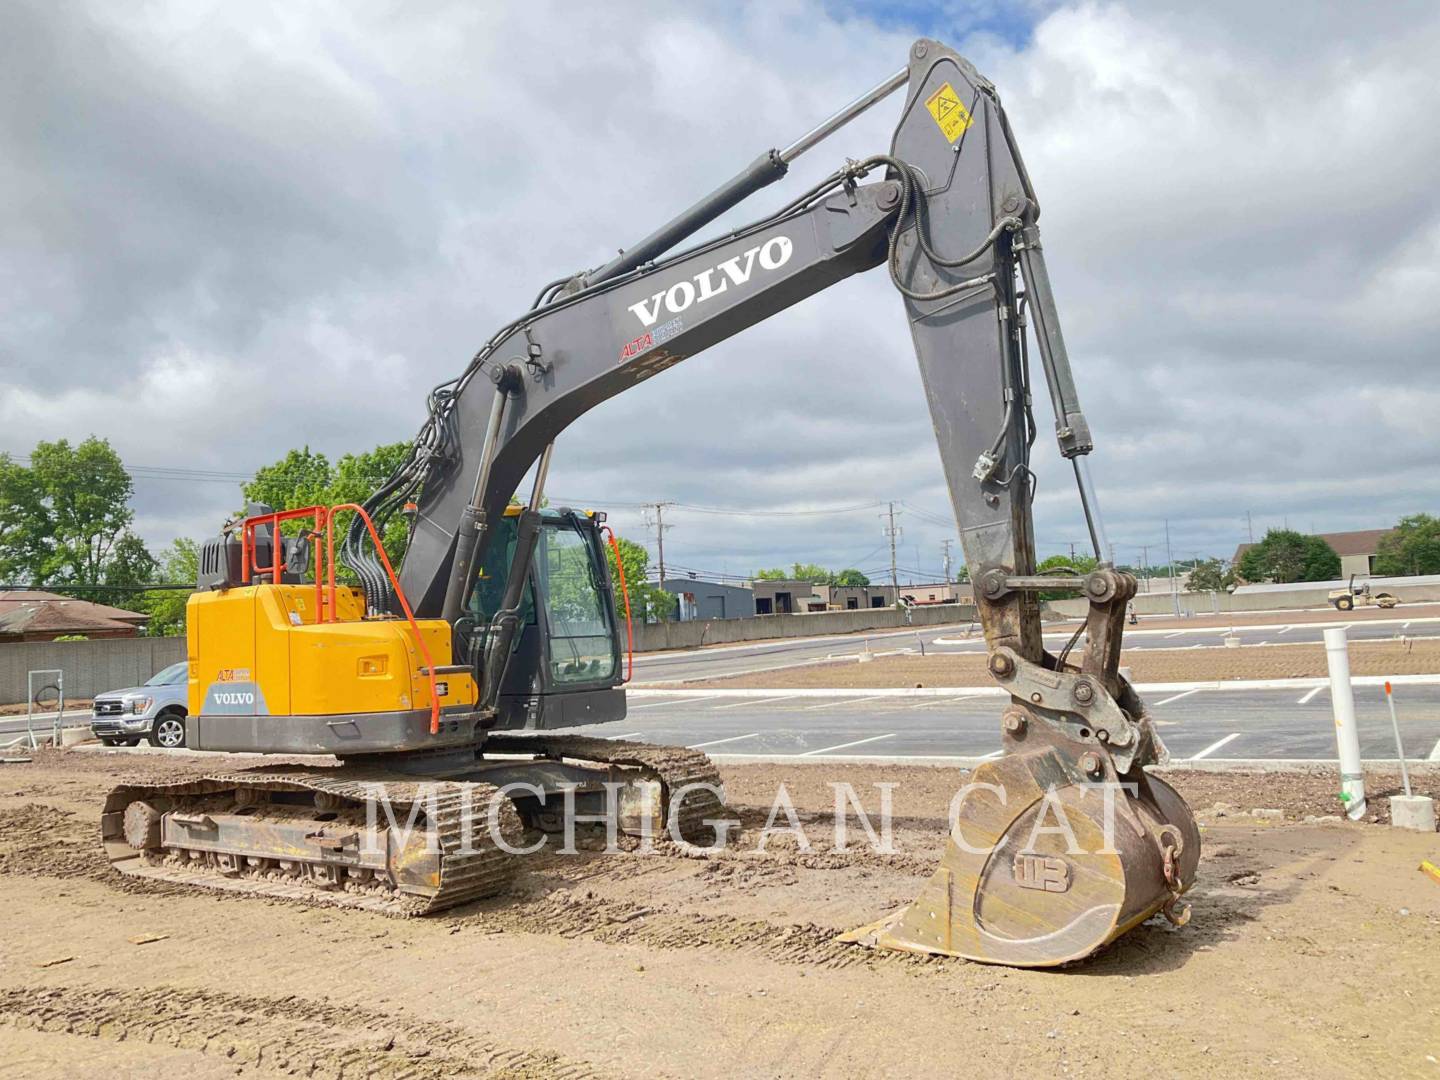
[101,766,520,916]
[100,738,727,915]
[482,734,729,843]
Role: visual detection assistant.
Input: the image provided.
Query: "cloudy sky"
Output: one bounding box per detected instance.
[3,0,1437,586]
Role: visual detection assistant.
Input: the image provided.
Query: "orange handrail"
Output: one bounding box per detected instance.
[240,505,328,620]
[324,503,443,735]
[601,525,634,683]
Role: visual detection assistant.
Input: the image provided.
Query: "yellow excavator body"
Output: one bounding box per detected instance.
[186,585,475,722]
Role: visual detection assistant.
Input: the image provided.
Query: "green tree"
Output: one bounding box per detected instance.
[834,568,869,586]
[242,446,333,515]
[0,453,46,581]
[1037,553,1099,601]
[241,443,412,569]
[1373,514,1440,577]
[1238,529,1340,584]
[27,437,137,588]
[753,563,838,584]
[141,539,200,637]
[789,563,834,584]
[1186,558,1236,593]
[330,442,412,566]
[605,535,676,622]
[103,532,158,589]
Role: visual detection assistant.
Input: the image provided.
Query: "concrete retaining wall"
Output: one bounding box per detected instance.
[633,604,978,652]
[1,637,186,705]
[1048,578,1440,619]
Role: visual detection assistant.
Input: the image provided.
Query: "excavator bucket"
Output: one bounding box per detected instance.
[843,747,1200,967]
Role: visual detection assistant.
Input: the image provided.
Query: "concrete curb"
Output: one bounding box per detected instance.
[629,675,1440,698]
[705,753,1440,772]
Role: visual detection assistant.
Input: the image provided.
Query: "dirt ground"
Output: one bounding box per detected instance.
[680,638,1440,690]
[0,749,1437,1078]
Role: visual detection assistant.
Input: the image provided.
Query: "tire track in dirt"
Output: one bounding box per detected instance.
[0,985,603,1079]
[446,892,947,973]
[0,803,102,881]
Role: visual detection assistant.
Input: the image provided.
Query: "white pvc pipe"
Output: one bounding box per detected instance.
[1324,627,1366,820]
[1383,681,1412,797]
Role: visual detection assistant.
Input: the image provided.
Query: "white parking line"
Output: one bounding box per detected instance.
[687,732,761,749]
[1153,688,1201,707]
[979,749,1004,759]
[1403,622,1411,630]
[711,694,797,710]
[1297,685,1325,705]
[603,731,644,740]
[803,694,885,711]
[1429,737,1440,762]
[629,694,721,709]
[1190,733,1241,760]
[1277,625,1294,635]
[904,693,982,709]
[799,733,895,756]
[1164,631,1186,639]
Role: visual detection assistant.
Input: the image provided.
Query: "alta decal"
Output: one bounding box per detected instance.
[619,315,683,363]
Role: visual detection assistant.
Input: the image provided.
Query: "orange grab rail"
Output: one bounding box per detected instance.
[600,525,634,683]
[323,504,442,735]
[240,506,327,620]
[241,503,443,735]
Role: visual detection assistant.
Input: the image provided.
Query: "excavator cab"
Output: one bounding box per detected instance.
[462,506,626,731]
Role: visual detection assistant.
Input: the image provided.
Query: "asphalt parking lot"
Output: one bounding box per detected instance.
[563,679,1440,765]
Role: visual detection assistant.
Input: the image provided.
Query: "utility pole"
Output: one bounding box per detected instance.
[646,502,674,587]
[1164,518,1179,616]
[1140,544,1150,593]
[1246,510,1254,544]
[1068,540,1077,562]
[881,502,902,594]
[941,539,954,584]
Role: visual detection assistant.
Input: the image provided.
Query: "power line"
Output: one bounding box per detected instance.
[553,497,888,518]
[9,455,251,485]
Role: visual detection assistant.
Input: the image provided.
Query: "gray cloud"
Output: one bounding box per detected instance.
[2,0,1437,585]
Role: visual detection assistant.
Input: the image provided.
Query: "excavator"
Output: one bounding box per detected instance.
[101,38,1199,967]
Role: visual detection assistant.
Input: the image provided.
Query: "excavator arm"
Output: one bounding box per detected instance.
[391,41,1146,760]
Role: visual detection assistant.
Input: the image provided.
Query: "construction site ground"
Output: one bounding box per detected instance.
[683,637,1440,690]
[1,749,1437,1078]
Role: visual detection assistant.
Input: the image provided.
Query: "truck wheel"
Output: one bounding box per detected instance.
[150,713,187,749]
[1335,596,1353,611]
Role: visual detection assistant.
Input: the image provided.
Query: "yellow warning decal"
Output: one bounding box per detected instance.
[925,82,972,143]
